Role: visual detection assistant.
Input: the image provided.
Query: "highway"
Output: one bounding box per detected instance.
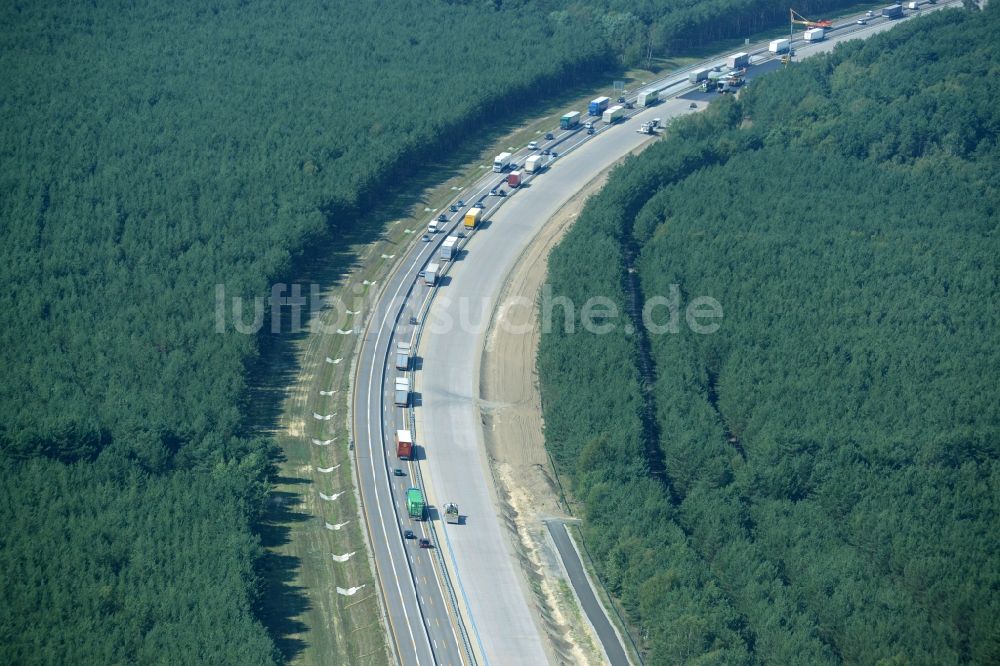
[348,4,958,664]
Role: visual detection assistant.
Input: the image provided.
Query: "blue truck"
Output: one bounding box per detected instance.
[588,96,610,116]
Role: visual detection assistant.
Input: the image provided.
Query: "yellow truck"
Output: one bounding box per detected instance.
[464,208,482,229]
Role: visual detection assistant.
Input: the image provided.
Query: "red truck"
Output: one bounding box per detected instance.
[507,170,521,188]
[396,429,413,460]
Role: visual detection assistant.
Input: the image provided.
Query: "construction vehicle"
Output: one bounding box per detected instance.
[406,488,425,520]
[790,9,833,29]
[444,503,460,524]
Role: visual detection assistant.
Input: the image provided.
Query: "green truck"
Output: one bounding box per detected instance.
[406,488,425,520]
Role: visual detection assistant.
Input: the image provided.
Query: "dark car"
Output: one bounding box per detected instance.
[473,202,484,209]
[404,529,415,539]
[455,231,466,238]
[457,199,465,207]
[497,189,506,197]
[541,149,551,156]
[418,538,432,549]
[449,204,459,212]
[689,102,698,109]
[393,468,405,476]
[587,128,595,135]
[437,213,447,222]
[625,101,635,109]
[544,132,554,140]
[550,151,558,158]
[617,95,626,103]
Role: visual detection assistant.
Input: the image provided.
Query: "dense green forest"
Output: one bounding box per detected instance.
[539,5,1000,665]
[543,0,865,64]
[0,0,938,661]
[1,0,606,660]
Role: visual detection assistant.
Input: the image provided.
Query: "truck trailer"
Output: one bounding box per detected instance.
[727,52,750,69]
[768,39,790,54]
[524,155,543,174]
[395,342,411,370]
[507,170,521,188]
[424,262,439,286]
[560,111,580,129]
[463,208,482,229]
[492,152,512,172]
[440,236,459,260]
[394,388,408,407]
[883,4,903,18]
[396,430,414,460]
[588,96,610,116]
[688,68,709,84]
[804,28,825,42]
[406,488,425,520]
[637,89,660,107]
[602,105,625,124]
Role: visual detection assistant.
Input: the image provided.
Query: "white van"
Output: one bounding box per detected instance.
[427,221,438,233]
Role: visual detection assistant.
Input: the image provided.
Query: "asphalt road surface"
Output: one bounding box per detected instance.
[349,4,959,664]
[547,522,630,666]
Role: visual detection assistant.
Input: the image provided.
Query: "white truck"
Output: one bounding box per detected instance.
[395,341,411,371]
[439,236,459,261]
[768,38,790,54]
[492,152,512,172]
[601,105,625,124]
[726,52,750,69]
[804,28,825,42]
[524,154,543,174]
[394,377,410,407]
[424,262,439,286]
[637,89,660,107]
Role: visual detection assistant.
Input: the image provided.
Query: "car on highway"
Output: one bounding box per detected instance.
[450,204,459,212]
[857,18,867,24]
[541,148,551,156]
[866,9,874,16]
[421,234,431,242]
[550,151,558,158]
[418,538,432,549]
[437,213,447,222]
[624,101,634,109]
[393,468,405,476]
[690,102,698,109]
[527,141,538,150]
[617,95,626,103]
[455,231,466,238]
[587,128,595,135]
[404,529,415,539]
[473,202,484,209]
[544,132,554,140]
[497,189,506,197]
[457,199,465,207]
